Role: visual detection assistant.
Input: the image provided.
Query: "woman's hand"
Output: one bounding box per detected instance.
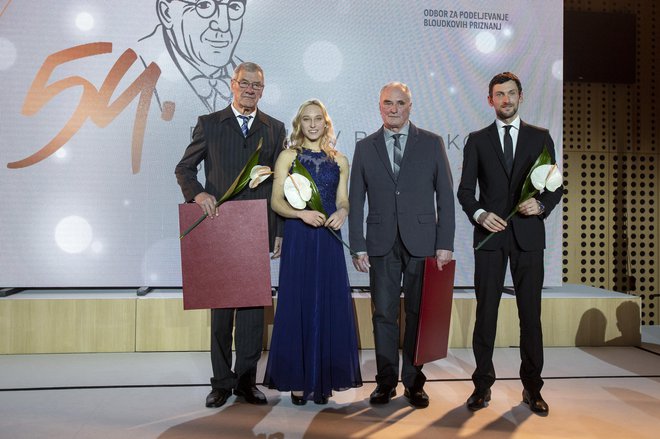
[298,210,326,227]
[324,208,347,230]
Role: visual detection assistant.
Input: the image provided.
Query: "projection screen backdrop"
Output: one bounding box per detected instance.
[0,0,563,287]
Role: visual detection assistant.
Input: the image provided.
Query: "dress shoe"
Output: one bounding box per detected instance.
[369,384,396,404]
[291,392,307,406]
[522,389,549,415]
[205,388,231,408]
[466,388,491,411]
[234,384,267,405]
[314,395,329,405]
[404,387,429,408]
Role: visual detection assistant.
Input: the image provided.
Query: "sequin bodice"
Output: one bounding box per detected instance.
[297,149,339,215]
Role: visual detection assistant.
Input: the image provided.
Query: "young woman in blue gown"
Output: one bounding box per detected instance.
[264,99,362,405]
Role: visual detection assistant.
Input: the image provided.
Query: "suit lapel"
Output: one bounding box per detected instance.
[218,106,244,137]
[373,127,396,181]
[487,122,509,177]
[247,110,269,139]
[510,121,534,186]
[398,123,418,173]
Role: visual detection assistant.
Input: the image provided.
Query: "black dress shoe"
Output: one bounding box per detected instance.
[404,387,429,408]
[466,388,491,411]
[291,392,307,406]
[206,388,231,408]
[369,385,396,404]
[234,384,267,405]
[523,389,549,415]
[314,395,329,405]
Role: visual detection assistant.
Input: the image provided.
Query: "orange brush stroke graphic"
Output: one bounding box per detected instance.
[0,0,13,19]
[8,42,161,173]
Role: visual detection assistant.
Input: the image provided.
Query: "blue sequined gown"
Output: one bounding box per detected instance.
[264,149,362,401]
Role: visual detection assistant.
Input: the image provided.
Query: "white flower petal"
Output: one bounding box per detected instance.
[248,165,272,188]
[530,164,554,191]
[545,165,563,192]
[284,174,312,209]
[249,165,270,179]
[249,175,267,189]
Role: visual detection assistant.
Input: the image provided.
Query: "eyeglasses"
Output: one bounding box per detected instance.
[232,79,264,91]
[177,0,246,20]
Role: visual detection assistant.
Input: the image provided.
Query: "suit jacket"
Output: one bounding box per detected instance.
[175,105,286,249]
[457,121,562,251]
[348,123,455,257]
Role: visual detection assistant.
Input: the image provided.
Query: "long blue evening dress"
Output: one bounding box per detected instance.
[264,148,362,401]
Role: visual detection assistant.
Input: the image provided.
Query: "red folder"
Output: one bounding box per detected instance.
[413,259,456,365]
[178,199,272,310]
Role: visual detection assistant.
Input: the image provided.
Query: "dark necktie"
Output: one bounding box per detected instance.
[392,134,403,178]
[238,115,252,137]
[503,125,514,173]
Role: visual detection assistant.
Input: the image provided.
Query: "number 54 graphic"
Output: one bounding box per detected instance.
[7,42,161,174]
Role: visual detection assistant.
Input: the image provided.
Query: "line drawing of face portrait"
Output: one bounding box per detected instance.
[140,0,247,115]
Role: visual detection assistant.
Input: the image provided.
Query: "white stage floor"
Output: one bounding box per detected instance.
[1,327,659,439]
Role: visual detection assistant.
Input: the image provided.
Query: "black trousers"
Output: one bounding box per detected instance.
[210,307,264,390]
[472,229,545,392]
[369,233,427,390]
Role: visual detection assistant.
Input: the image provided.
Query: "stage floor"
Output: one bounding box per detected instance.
[1,327,659,439]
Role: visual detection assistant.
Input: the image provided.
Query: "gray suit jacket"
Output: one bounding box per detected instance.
[348,123,455,257]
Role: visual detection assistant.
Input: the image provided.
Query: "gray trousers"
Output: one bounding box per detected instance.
[369,233,427,390]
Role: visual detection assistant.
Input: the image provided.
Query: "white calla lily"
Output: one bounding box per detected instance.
[530,164,562,193]
[284,173,312,209]
[248,165,272,189]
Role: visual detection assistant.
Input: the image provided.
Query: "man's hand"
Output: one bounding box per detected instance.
[271,236,282,259]
[352,253,370,273]
[477,211,507,232]
[325,208,347,230]
[518,198,543,216]
[194,192,218,217]
[435,249,453,271]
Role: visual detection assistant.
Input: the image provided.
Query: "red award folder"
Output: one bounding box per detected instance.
[178,199,272,310]
[413,259,456,365]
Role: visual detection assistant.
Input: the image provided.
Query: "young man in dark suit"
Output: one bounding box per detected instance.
[457,72,562,415]
[175,62,285,408]
[349,82,455,408]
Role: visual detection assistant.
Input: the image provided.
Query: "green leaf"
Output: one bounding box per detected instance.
[518,145,552,205]
[291,157,327,216]
[180,138,263,239]
[216,138,263,205]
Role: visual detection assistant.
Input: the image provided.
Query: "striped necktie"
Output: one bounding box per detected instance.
[392,134,403,178]
[238,115,252,137]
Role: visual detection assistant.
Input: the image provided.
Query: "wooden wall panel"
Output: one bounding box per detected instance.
[0,299,135,354]
[563,0,659,324]
[135,298,210,352]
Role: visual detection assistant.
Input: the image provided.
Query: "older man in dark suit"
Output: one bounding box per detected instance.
[457,72,562,415]
[175,62,285,408]
[349,82,455,409]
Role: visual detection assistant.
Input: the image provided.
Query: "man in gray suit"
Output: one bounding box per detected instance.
[349,82,455,408]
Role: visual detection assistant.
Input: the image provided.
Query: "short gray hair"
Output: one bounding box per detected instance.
[233,62,264,81]
[380,81,412,101]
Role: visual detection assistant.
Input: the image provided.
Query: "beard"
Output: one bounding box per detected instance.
[495,104,518,121]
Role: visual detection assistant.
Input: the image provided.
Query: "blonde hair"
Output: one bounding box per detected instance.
[287,99,337,159]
